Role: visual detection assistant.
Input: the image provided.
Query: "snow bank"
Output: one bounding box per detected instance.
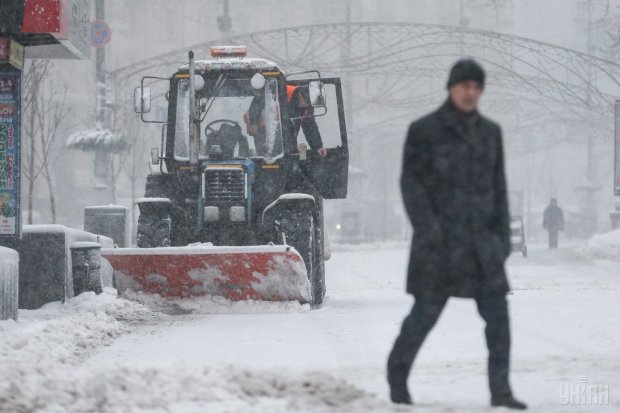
[0,289,162,411]
[579,228,620,261]
[0,289,157,384]
[0,289,387,413]
[0,364,387,413]
[124,290,311,314]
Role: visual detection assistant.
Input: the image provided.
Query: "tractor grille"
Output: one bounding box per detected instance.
[204,168,246,204]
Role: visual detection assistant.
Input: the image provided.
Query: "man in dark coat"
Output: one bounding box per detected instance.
[543,198,564,249]
[387,59,527,410]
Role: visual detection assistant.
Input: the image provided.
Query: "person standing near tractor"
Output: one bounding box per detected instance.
[543,198,564,249]
[244,84,327,157]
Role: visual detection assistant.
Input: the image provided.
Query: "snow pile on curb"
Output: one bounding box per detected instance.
[0,364,389,413]
[0,290,388,412]
[0,289,159,407]
[579,229,620,261]
[125,290,311,314]
[0,289,156,364]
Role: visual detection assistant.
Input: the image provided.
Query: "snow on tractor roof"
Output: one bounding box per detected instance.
[178,58,281,73]
[178,46,281,72]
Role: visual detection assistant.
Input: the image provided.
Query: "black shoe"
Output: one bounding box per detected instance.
[491,394,527,410]
[389,383,413,405]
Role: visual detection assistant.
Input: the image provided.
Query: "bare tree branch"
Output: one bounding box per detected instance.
[21,60,70,223]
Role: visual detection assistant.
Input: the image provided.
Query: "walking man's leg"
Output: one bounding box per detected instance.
[476,294,527,409]
[387,295,448,404]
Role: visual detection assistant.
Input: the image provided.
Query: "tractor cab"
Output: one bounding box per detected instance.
[136,46,348,202]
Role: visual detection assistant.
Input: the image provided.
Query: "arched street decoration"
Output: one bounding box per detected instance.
[112,22,620,110]
[109,22,620,156]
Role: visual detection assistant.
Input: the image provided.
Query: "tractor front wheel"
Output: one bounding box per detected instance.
[137,211,171,248]
[279,210,325,306]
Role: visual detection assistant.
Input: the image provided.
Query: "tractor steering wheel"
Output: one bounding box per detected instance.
[204,119,249,158]
[204,119,241,136]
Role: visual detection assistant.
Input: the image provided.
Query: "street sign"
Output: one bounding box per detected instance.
[91,20,111,48]
[0,38,23,69]
[9,40,24,70]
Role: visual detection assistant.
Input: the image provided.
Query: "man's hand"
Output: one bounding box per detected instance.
[317,147,327,157]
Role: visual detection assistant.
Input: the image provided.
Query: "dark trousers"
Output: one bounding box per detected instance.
[548,230,559,249]
[387,294,512,396]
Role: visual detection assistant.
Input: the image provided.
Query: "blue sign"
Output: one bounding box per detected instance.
[0,69,20,240]
[90,20,111,48]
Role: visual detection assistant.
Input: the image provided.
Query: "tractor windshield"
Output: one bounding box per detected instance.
[174,77,283,161]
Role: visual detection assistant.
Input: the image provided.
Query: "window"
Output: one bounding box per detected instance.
[173,77,283,161]
[295,83,342,150]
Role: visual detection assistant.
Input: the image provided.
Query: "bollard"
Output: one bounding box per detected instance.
[84,205,130,247]
[70,242,103,296]
[0,247,19,321]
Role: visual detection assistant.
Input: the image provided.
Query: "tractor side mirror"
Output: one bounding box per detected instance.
[308,81,326,108]
[133,86,152,113]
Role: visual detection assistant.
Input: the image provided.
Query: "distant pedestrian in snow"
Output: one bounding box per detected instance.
[542,198,564,249]
[387,59,527,410]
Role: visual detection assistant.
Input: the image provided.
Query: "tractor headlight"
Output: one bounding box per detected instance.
[230,206,246,222]
[204,206,220,222]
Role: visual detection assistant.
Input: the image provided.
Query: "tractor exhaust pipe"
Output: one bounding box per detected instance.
[188,50,199,173]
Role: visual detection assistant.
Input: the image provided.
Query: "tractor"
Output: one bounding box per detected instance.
[103,46,349,306]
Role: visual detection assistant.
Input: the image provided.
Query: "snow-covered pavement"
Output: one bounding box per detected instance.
[1,240,618,412]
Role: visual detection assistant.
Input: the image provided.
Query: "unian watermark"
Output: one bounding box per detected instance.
[560,376,610,406]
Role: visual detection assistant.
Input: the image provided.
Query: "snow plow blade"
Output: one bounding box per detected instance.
[101,245,311,303]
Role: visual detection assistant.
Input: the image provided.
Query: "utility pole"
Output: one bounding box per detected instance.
[458,0,468,53]
[218,0,232,35]
[344,0,353,133]
[93,0,114,201]
[95,0,105,126]
[585,0,594,182]
[572,0,607,235]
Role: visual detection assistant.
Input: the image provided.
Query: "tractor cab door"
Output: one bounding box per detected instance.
[287,77,349,199]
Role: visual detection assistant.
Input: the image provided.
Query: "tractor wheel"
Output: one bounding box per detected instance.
[137,211,171,248]
[279,210,325,306]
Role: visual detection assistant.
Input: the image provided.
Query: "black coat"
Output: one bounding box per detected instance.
[401,100,511,298]
[290,107,323,150]
[543,205,564,232]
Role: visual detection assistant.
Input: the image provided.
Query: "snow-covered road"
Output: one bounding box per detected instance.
[1,241,618,412]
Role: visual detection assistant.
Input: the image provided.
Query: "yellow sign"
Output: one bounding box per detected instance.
[206,164,243,169]
[9,40,24,70]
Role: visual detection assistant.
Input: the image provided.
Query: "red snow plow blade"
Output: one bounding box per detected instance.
[101,245,311,303]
